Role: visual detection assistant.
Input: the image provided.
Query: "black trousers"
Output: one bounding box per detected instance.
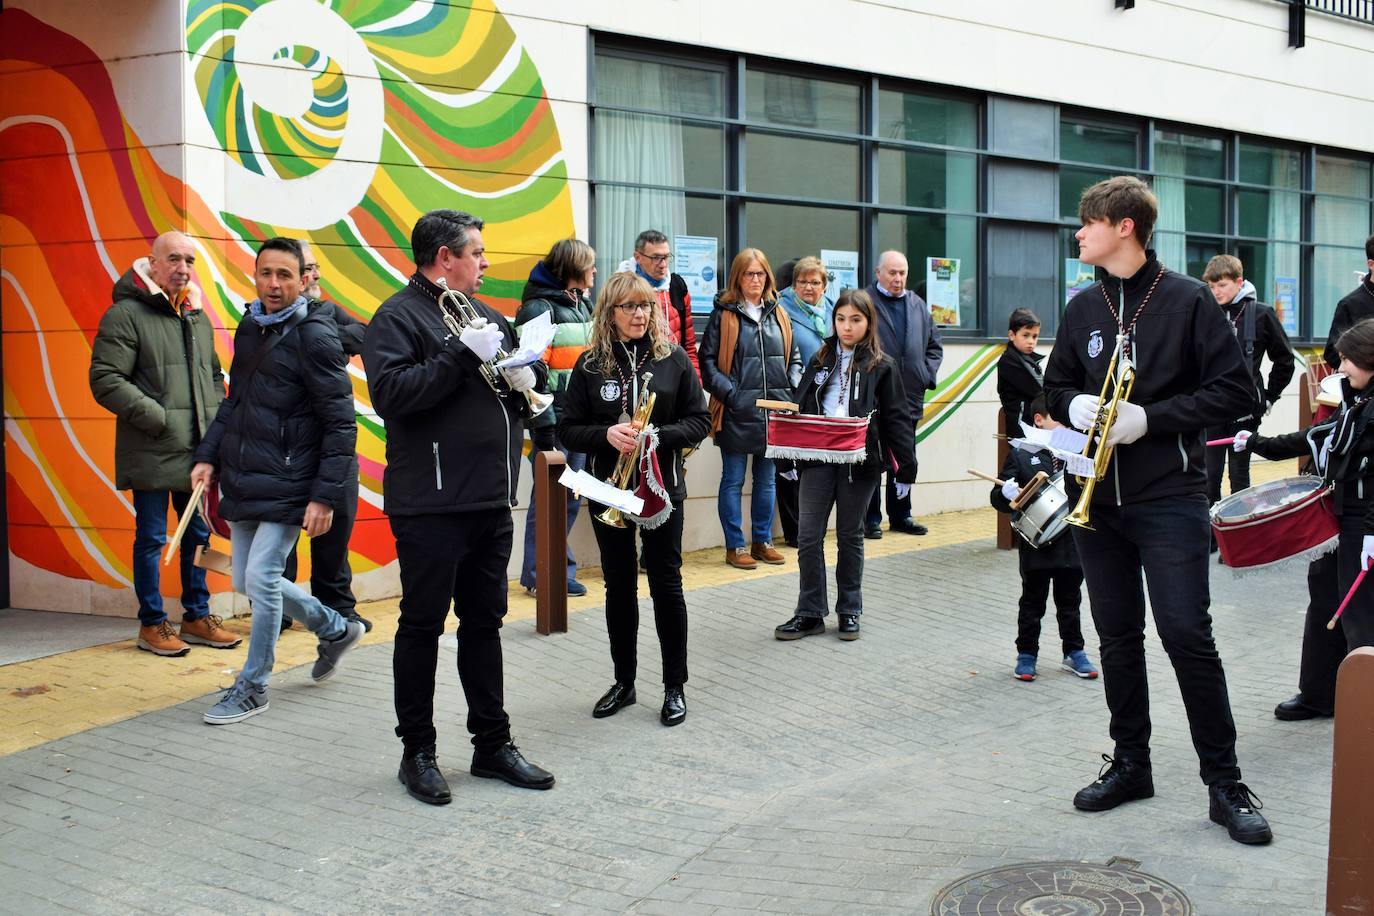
[1071,494,1241,786]
[1294,550,1345,713]
[390,509,512,753]
[283,465,359,615]
[1204,419,1258,505]
[591,501,688,687]
[775,469,800,544]
[1017,566,1085,656]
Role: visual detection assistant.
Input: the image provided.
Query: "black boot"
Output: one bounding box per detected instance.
[1072,754,1154,811]
[774,615,824,640]
[661,685,686,727]
[1273,694,1332,721]
[398,746,451,806]
[471,743,555,790]
[837,615,860,640]
[593,682,636,718]
[1209,782,1272,845]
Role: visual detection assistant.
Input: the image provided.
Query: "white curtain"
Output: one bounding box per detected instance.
[1152,139,1187,272]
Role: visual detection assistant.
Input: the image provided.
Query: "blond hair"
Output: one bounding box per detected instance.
[587,272,672,375]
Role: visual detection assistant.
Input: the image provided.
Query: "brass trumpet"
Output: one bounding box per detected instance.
[1065,335,1136,531]
[434,277,553,418]
[597,371,657,528]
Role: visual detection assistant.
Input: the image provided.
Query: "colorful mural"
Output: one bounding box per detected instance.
[0,1,574,607]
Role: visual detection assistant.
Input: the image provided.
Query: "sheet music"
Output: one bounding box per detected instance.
[495,311,555,368]
[557,467,645,515]
[1011,422,1095,478]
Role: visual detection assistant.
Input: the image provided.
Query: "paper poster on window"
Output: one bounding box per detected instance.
[1273,276,1298,336]
[1065,259,1097,305]
[925,257,960,326]
[820,249,859,296]
[674,235,717,302]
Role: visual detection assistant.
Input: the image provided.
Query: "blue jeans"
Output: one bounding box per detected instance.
[519,444,585,589]
[132,489,210,626]
[230,520,346,691]
[718,450,776,549]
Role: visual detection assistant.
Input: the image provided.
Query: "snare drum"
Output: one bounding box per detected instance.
[1011,472,1071,549]
[1210,476,1337,570]
[764,411,870,464]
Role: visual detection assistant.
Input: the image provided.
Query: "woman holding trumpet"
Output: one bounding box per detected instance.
[559,272,710,726]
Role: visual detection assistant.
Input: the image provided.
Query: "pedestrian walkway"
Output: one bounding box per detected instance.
[0,462,1332,913]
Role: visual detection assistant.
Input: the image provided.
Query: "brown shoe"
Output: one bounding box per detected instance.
[725,547,757,570]
[180,614,242,649]
[750,542,785,565]
[137,621,190,657]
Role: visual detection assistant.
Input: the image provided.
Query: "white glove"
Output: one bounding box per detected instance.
[780,470,799,482]
[1232,430,1252,453]
[1363,535,1374,571]
[1265,398,1275,417]
[500,364,536,392]
[459,317,503,362]
[895,482,911,500]
[1001,480,1021,502]
[1104,400,1148,447]
[1069,394,1099,432]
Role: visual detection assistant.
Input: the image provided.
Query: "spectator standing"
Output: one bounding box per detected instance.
[996,308,1045,437]
[617,230,699,377]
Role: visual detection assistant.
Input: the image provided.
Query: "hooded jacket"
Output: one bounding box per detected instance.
[1323,274,1374,370]
[864,283,943,419]
[698,294,803,455]
[513,260,593,428]
[1043,252,1253,507]
[89,259,225,491]
[193,302,356,525]
[1217,280,1294,422]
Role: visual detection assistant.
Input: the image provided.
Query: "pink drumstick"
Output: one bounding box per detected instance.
[1327,567,1369,631]
[1206,436,1235,447]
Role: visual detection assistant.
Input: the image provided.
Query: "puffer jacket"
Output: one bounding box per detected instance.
[513,261,592,428]
[193,304,356,525]
[699,295,802,455]
[89,259,224,491]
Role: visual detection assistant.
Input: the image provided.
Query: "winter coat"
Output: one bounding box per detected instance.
[513,262,593,428]
[787,342,915,482]
[989,445,1080,571]
[312,299,366,356]
[362,275,547,516]
[558,341,710,504]
[864,284,943,420]
[698,295,803,455]
[1323,275,1374,370]
[1217,284,1294,423]
[1043,252,1253,507]
[996,343,1044,437]
[193,305,356,525]
[777,286,834,371]
[89,260,225,491]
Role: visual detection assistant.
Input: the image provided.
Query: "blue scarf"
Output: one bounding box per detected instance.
[248,295,308,326]
[635,263,669,291]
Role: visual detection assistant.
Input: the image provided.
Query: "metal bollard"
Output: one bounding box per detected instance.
[533,449,568,635]
[1327,646,1374,912]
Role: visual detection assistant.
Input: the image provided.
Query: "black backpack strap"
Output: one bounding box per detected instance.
[1242,301,1257,360]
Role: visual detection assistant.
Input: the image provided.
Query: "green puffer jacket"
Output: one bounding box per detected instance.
[513,261,593,428]
[89,260,225,491]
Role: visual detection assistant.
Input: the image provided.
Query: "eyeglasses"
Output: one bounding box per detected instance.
[303,263,319,273]
[639,253,672,264]
[743,271,767,280]
[614,301,654,314]
[795,278,824,287]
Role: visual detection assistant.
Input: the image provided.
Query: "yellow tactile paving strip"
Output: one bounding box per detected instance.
[0,459,1292,758]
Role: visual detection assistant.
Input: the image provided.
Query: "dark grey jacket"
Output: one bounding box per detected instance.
[699,296,803,455]
[864,284,943,420]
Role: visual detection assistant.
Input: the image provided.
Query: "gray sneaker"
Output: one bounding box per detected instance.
[311,619,365,682]
[204,682,269,725]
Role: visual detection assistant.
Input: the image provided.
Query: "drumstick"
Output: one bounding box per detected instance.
[1206,436,1235,447]
[966,468,1006,486]
[1327,567,1368,630]
[164,479,208,566]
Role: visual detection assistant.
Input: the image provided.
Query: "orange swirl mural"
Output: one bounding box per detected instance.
[0,3,574,612]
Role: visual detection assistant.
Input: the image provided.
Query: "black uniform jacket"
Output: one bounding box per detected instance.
[362,274,546,516]
[996,343,1044,436]
[558,342,710,504]
[989,445,1079,571]
[1043,252,1253,507]
[1323,275,1374,370]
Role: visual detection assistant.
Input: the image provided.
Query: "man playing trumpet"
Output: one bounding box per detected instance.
[363,209,554,805]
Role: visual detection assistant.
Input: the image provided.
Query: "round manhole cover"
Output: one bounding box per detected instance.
[932,861,1192,915]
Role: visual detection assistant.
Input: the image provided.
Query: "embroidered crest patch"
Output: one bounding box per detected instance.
[1087,329,1104,359]
[600,380,621,402]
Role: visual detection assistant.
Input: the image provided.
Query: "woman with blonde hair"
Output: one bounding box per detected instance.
[699,248,803,569]
[559,272,710,726]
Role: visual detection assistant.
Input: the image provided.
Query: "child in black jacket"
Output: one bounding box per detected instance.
[990,394,1097,683]
[773,290,915,642]
[996,308,1046,437]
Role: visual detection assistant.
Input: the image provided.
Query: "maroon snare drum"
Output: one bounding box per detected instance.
[764,412,870,464]
[1210,476,1337,570]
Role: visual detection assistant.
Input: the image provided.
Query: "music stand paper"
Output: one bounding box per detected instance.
[1011,423,1095,478]
[495,311,555,369]
[557,467,645,515]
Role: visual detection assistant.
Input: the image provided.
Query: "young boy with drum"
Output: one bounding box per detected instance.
[1233,317,1374,658]
[771,290,915,642]
[990,394,1098,683]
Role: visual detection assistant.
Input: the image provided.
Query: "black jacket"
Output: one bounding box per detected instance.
[989,446,1079,571]
[558,342,710,504]
[362,274,547,516]
[194,306,356,524]
[864,284,943,419]
[996,344,1044,436]
[1249,381,1374,531]
[1043,252,1253,506]
[787,343,916,482]
[1323,275,1374,370]
[699,296,803,455]
[312,299,366,356]
[1219,294,1294,422]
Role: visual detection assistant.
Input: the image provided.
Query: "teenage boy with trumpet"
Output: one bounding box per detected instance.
[1043,176,1272,845]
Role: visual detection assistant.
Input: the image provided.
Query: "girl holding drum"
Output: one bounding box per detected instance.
[773,290,916,642]
[1234,317,1374,652]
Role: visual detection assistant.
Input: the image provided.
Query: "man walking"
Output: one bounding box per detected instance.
[90,230,240,656]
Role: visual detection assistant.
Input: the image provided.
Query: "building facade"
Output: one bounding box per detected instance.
[1,0,1371,614]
